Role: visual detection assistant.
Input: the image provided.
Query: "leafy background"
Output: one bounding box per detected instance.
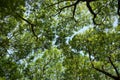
[0,0,120,80]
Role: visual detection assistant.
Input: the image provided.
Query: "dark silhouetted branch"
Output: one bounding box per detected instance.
[60,1,79,13]
[86,1,101,25]
[48,0,101,24]
[87,47,118,80]
[93,66,118,80]
[16,13,38,39]
[89,58,118,80]
[118,0,120,16]
[108,56,119,77]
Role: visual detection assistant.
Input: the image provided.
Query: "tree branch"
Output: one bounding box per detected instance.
[55,0,80,22]
[118,0,120,16]
[15,13,38,39]
[87,47,118,80]
[86,1,101,25]
[48,0,101,24]
[108,56,119,77]
[72,0,80,21]
[89,57,118,80]
[93,66,118,80]
[58,2,77,14]
[47,0,76,8]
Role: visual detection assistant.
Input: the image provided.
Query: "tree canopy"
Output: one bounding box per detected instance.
[0,0,120,80]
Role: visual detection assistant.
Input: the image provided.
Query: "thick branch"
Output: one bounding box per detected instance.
[73,5,77,17]
[49,0,100,24]
[87,48,118,80]
[89,59,118,79]
[93,66,118,80]
[73,0,80,17]
[89,58,118,79]
[108,56,119,77]
[86,1,100,25]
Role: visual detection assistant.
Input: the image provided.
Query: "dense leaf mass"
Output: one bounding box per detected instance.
[0,0,120,80]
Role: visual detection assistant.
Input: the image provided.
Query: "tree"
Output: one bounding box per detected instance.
[0,0,120,80]
[70,28,120,80]
[19,47,64,80]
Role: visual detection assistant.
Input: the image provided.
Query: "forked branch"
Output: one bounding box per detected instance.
[87,49,118,80]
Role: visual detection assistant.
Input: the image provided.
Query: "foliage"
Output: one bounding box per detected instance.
[0,0,120,80]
